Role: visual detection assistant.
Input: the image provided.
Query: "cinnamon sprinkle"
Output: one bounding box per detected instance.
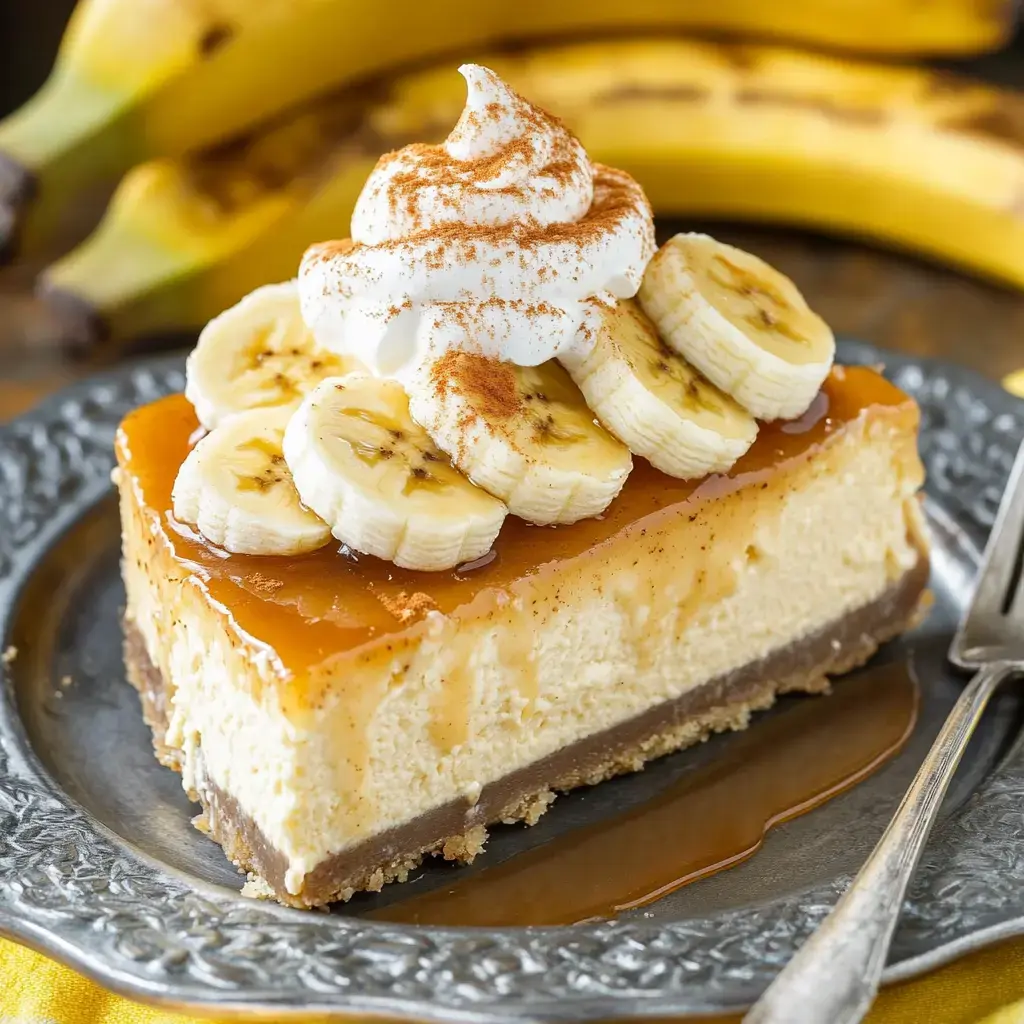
[373,79,583,238]
[303,74,652,381]
[247,572,284,594]
[430,351,522,422]
[341,165,645,264]
[376,590,439,622]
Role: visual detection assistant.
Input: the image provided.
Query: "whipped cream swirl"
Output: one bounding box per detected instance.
[299,64,655,378]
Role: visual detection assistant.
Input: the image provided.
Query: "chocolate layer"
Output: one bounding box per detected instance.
[123,552,928,909]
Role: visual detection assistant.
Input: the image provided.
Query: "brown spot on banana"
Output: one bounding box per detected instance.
[595,84,710,106]
[708,42,763,71]
[234,437,288,492]
[181,90,382,216]
[198,21,235,57]
[943,100,1024,149]
[733,89,886,126]
[924,71,975,98]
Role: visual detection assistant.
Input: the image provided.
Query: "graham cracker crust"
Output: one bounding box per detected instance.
[123,556,929,909]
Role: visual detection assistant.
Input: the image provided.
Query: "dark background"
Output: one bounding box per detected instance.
[1,1,78,113]
[1,1,1023,398]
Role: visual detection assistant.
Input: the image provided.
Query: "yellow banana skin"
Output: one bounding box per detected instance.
[2,0,450,259]
[0,0,310,258]
[38,96,365,346]
[41,37,1024,345]
[1,0,1016,259]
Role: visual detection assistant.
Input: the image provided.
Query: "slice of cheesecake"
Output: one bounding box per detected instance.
[115,364,928,908]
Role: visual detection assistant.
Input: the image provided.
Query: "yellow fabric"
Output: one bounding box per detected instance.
[5,933,1024,1024]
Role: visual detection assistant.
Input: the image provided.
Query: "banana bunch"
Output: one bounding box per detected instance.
[0,0,1014,260]
[0,0,326,257]
[172,234,832,570]
[37,36,1024,350]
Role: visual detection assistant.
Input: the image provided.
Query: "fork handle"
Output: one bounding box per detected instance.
[744,660,1020,1024]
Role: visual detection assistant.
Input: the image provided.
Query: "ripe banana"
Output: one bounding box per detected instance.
[638,234,835,421]
[172,405,331,557]
[560,299,759,477]
[185,279,357,430]
[1006,369,1024,398]
[407,354,632,526]
[0,0,327,258]
[283,374,507,571]
[2,0,1012,258]
[39,36,1024,351]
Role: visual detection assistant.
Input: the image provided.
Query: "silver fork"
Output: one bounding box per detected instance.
[745,438,1024,1024]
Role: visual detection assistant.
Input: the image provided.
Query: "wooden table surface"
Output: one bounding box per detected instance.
[2,220,1022,424]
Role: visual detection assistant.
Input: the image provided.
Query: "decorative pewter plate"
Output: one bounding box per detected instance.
[0,342,1022,1020]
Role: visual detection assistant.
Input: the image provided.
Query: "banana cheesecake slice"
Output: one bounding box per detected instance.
[115,64,929,908]
[116,363,928,907]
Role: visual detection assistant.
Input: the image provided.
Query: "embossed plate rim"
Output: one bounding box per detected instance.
[0,343,1022,1020]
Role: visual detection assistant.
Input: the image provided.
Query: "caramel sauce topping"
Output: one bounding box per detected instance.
[115,366,911,680]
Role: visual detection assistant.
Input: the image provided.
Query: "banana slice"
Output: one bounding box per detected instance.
[638,233,835,421]
[172,406,331,556]
[407,354,632,526]
[561,300,758,479]
[185,280,357,429]
[283,374,507,571]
